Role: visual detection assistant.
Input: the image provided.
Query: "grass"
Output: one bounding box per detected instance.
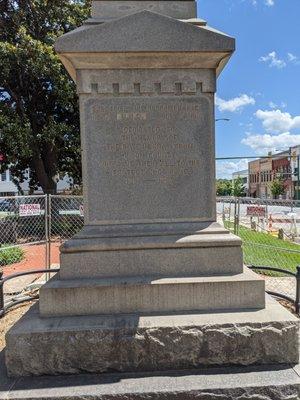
[224,221,300,275]
[0,245,25,268]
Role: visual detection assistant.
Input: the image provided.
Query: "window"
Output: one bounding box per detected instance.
[1,171,6,182]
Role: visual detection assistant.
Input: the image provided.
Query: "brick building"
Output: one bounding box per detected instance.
[249,159,263,198]
[248,150,294,199]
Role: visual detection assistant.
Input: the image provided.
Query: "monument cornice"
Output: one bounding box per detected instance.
[59,51,232,83]
[55,11,235,53]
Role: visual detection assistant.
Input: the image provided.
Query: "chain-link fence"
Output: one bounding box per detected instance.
[1,194,300,305]
[217,196,300,296]
[0,194,84,301]
[0,195,83,275]
[0,195,47,271]
[1,195,299,276]
[48,195,84,266]
[0,194,84,275]
[0,194,300,316]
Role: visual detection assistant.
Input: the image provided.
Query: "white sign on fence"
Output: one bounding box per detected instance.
[19,203,41,217]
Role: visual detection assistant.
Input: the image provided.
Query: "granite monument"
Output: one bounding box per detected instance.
[5,0,299,389]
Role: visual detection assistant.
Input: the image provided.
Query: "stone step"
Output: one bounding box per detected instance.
[5,295,299,377]
[59,226,244,280]
[39,268,265,317]
[2,363,300,400]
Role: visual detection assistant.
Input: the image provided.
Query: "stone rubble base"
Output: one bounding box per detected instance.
[5,295,299,377]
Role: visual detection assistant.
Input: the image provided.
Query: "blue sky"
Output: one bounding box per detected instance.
[199,0,300,177]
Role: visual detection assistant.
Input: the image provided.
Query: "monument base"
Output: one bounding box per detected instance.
[39,268,265,316]
[5,295,299,377]
[59,222,244,280]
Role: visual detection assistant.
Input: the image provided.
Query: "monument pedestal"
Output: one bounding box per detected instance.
[59,222,244,279]
[39,269,265,317]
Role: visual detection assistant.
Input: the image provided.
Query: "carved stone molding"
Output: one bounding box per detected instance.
[77,69,216,95]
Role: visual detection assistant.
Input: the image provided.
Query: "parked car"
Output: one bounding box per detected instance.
[0,198,14,212]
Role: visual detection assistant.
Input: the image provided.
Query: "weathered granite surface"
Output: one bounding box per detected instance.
[52,10,240,283]
[82,96,214,224]
[1,354,300,400]
[6,296,299,377]
[55,10,235,54]
[2,335,300,400]
[39,269,265,316]
[0,365,300,400]
[60,241,244,279]
[53,9,239,281]
[90,0,197,21]
[60,222,244,279]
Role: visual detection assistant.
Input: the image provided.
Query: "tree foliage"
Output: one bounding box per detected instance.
[216,179,232,196]
[270,178,285,199]
[232,176,245,197]
[216,177,246,197]
[0,0,91,193]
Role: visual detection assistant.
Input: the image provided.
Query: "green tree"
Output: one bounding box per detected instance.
[270,178,285,199]
[232,176,245,197]
[216,179,232,196]
[0,0,91,193]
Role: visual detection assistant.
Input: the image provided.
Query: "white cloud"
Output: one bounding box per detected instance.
[268,101,287,109]
[259,51,286,69]
[239,122,253,129]
[216,159,249,179]
[251,0,274,6]
[255,109,300,133]
[215,94,255,113]
[260,51,300,69]
[288,52,297,62]
[287,52,300,65]
[268,101,277,109]
[242,132,300,155]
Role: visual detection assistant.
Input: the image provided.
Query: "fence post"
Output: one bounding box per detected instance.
[222,201,225,223]
[45,195,51,281]
[236,197,240,236]
[234,198,239,235]
[0,271,4,318]
[295,266,300,315]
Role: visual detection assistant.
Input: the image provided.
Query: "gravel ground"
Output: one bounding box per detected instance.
[0,302,34,351]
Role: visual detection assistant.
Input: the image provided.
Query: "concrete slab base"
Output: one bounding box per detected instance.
[5,295,299,377]
[1,353,300,400]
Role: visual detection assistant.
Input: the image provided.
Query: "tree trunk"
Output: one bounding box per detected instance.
[31,155,57,194]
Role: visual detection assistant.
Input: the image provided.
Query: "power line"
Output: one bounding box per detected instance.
[216,155,293,160]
